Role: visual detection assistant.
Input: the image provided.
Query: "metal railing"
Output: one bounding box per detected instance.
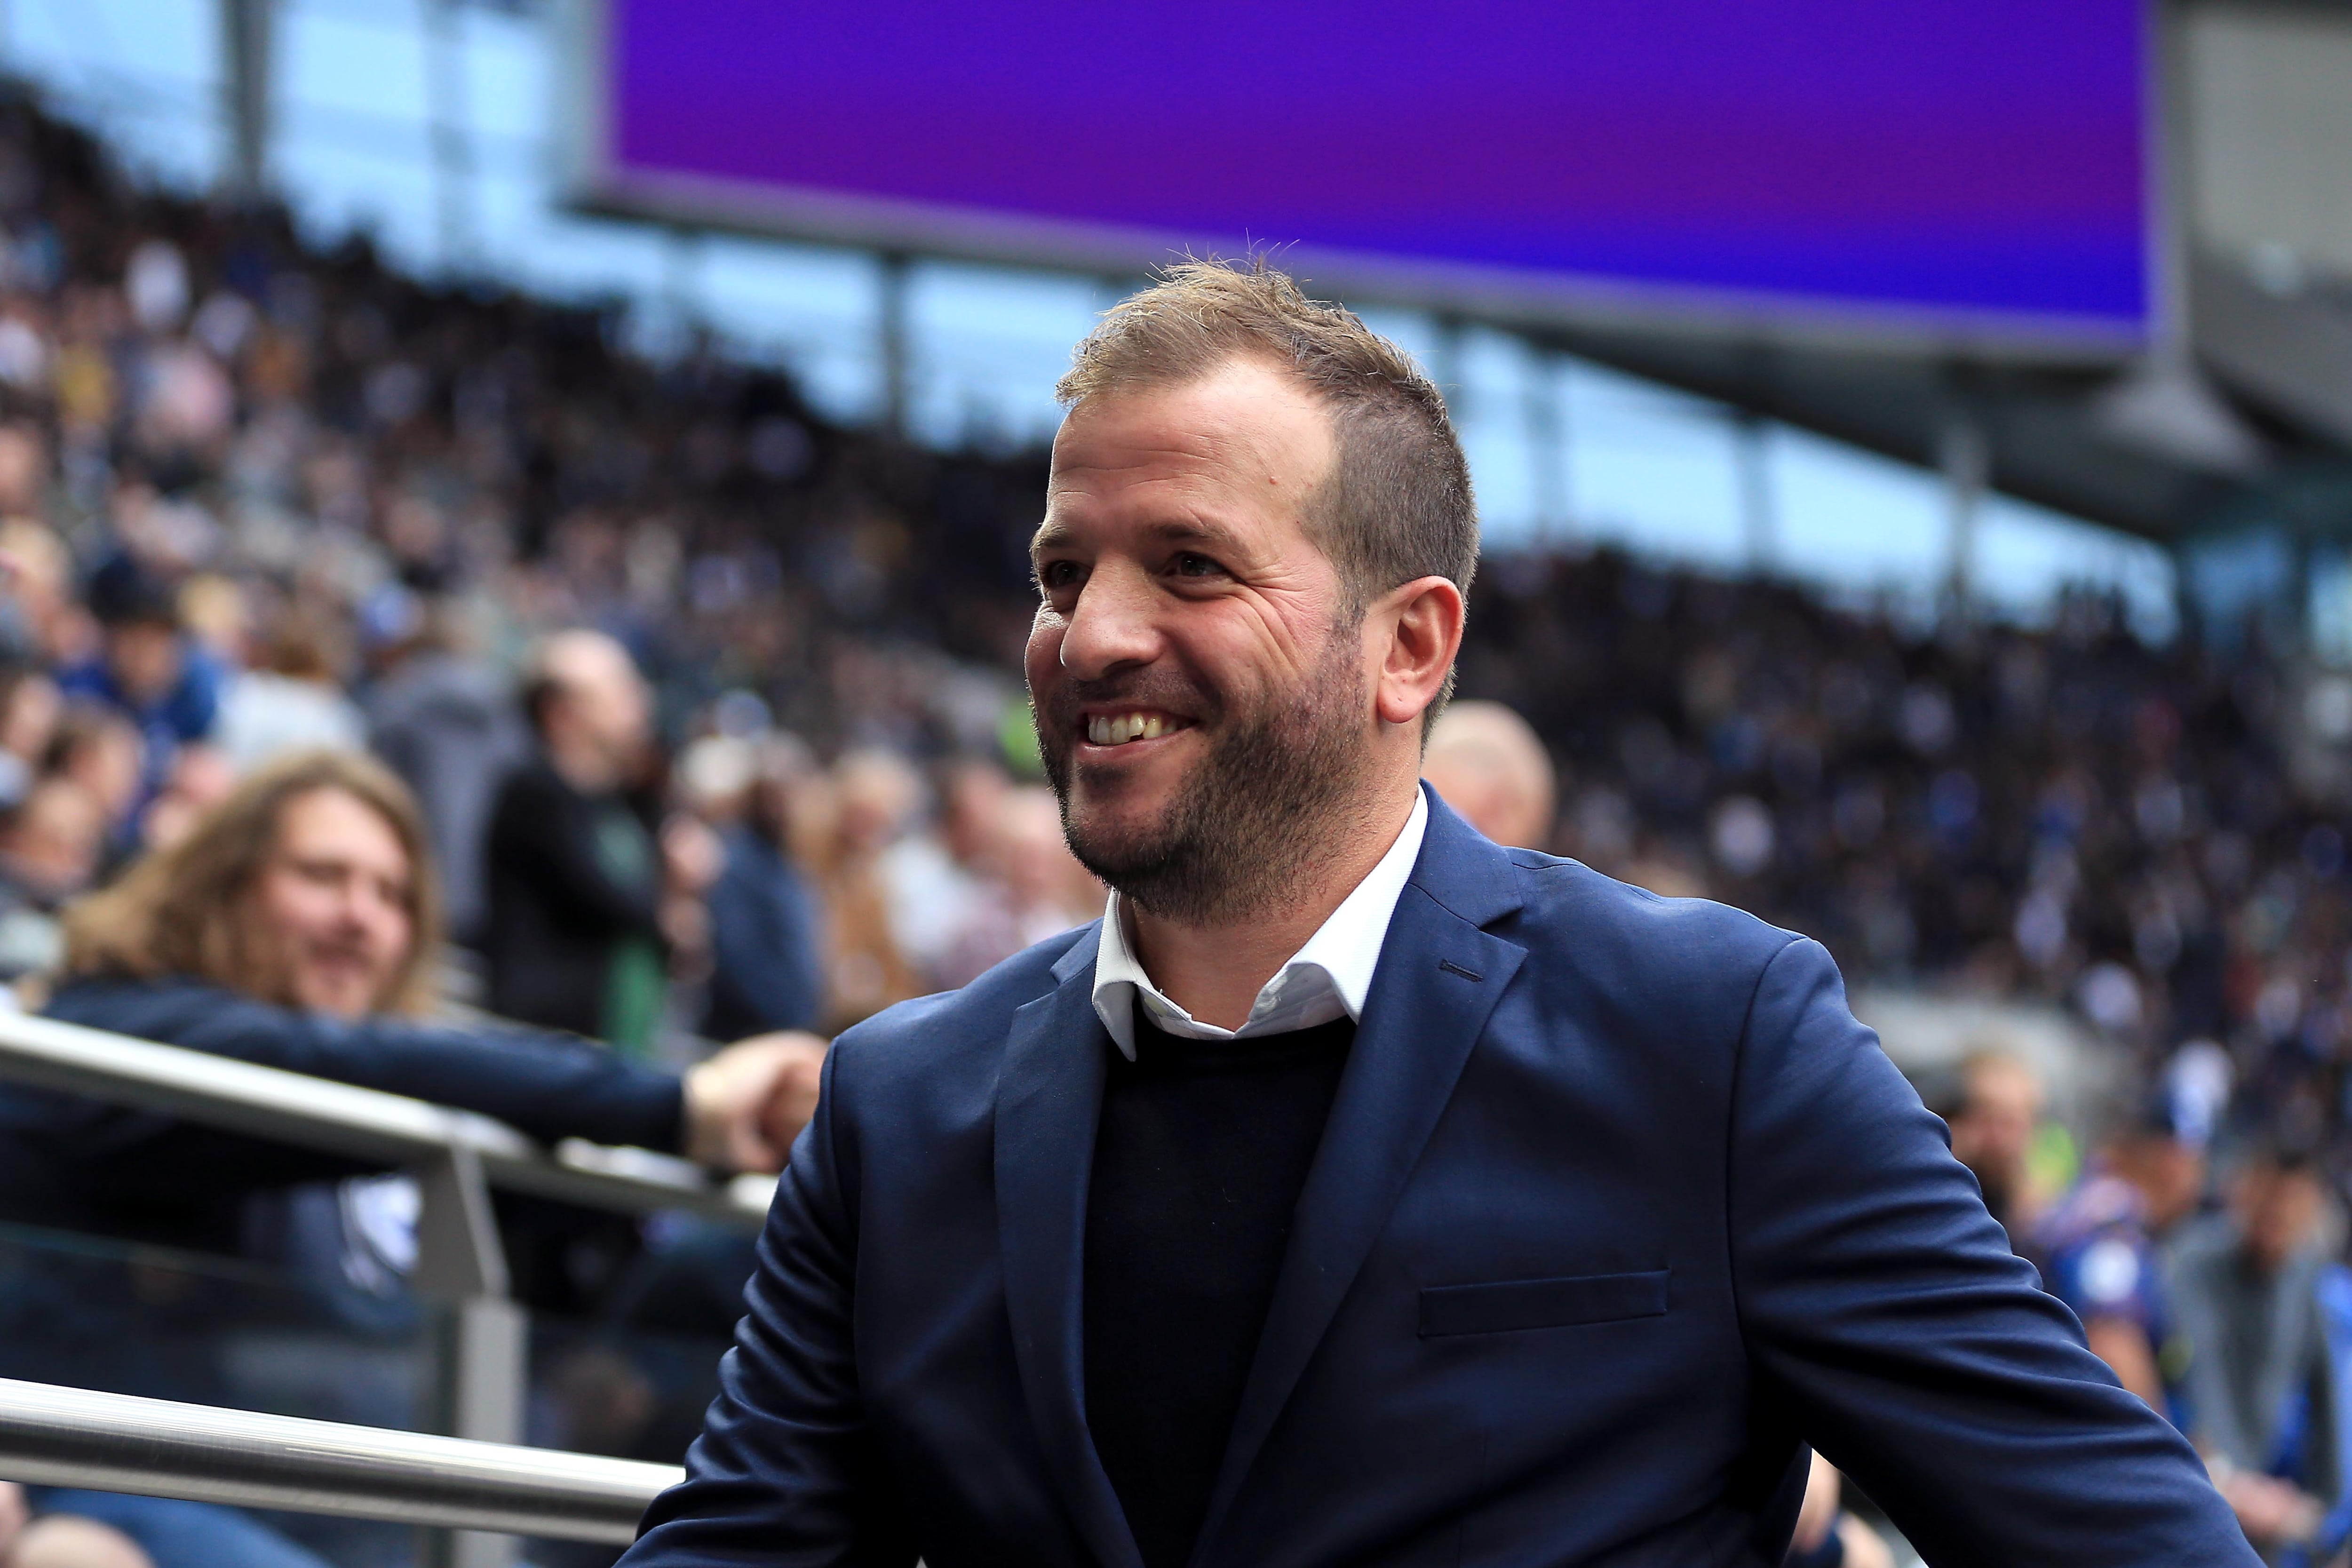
[0,1377,677,1545]
[0,1008,775,1226]
[0,1007,769,1566]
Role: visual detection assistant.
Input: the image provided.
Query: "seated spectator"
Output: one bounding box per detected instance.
[0,775,103,909]
[1421,698,1556,849]
[2173,1144,2336,1555]
[55,557,221,805]
[0,662,60,803]
[212,613,364,773]
[133,743,234,852]
[0,774,105,976]
[0,748,821,1257]
[936,783,1099,988]
[817,748,923,1028]
[1940,1047,2050,1245]
[484,629,685,1059]
[695,734,827,1039]
[44,707,143,851]
[2035,1098,2205,1417]
[0,517,87,668]
[362,597,528,946]
[879,756,1009,989]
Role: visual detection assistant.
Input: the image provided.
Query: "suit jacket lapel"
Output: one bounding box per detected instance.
[995,931,1144,1568]
[1191,795,1528,1563]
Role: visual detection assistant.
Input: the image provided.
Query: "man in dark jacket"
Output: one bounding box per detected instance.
[484,629,696,1058]
[0,748,819,1254]
[702,737,827,1040]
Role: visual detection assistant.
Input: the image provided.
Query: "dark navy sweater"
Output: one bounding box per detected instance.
[1083,1010,1354,1568]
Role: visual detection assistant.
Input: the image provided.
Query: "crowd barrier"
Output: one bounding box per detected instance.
[0,1010,767,1567]
[0,1377,676,1544]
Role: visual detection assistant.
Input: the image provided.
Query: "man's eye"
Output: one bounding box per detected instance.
[1174,553,1220,578]
[1037,561,1080,591]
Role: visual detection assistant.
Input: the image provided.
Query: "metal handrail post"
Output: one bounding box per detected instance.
[414,1144,525,1568]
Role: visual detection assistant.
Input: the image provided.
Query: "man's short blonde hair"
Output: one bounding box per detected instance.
[1058,258,1479,630]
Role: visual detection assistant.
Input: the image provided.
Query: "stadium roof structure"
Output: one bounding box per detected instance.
[559,0,2352,549]
[1526,252,2352,546]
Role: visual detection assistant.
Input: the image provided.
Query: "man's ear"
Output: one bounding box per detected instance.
[1371,575,1465,729]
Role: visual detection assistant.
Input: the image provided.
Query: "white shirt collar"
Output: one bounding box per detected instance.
[1091,788,1429,1059]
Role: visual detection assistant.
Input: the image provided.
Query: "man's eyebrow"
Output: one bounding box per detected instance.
[1028,515,1253,562]
[1135,517,1251,556]
[1028,521,1074,562]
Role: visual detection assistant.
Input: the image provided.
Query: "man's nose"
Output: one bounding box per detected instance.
[1057,566,1162,681]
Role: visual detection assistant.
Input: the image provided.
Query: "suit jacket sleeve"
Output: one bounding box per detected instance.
[624,1043,916,1567]
[1728,936,2255,1566]
[46,984,684,1154]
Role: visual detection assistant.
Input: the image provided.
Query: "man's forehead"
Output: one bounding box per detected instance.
[1043,361,1333,522]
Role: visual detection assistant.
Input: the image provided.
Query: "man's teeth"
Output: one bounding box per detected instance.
[1086,712,1172,746]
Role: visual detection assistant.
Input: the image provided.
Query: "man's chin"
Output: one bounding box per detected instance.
[1062,799,1181,884]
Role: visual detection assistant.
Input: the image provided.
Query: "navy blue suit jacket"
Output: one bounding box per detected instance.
[627,792,2252,1566]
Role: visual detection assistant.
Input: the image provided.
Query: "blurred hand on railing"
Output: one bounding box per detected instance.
[0,1481,154,1568]
[681,1031,829,1173]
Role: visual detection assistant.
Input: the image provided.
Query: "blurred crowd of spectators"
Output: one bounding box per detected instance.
[0,90,1097,1063]
[1461,554,2351,1162]
[0,79,2347,1564]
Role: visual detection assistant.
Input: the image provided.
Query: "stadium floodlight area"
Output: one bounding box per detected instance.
[560,0,2152,357]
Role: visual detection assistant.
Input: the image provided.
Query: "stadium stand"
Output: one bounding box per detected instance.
[0,68,2341,1566]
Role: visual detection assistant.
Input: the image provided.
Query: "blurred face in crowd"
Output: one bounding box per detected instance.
[941,760,1011,867]
[1028,358,1377,923]
[0,425,44,513]
[0,777,103,898]
[1945,1054,2043,1216]
[58,715,142,827]
[104,617,183,708]
[2112,1133,2206,1233]
[0,670,58,763]
[249,786,415,1019]
[540,631,651,785]
[1422,700,1556,850]
[834,749,919,855]
[2235,1161,2323,1275]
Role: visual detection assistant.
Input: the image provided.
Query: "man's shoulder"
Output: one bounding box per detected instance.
[1483,846,1803,984]
[829,923,1094,1079]
[486,756,576,824]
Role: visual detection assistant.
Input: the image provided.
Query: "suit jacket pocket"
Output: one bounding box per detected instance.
[1418,1269,1670,1337]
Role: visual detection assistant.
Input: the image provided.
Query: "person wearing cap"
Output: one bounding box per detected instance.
[56,555,223,810]
[2036,1094,2207,1419]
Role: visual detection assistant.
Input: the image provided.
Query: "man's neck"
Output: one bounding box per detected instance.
[1126,778,1419,1031]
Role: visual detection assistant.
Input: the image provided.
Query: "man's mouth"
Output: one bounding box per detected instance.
[1082,709,1195,747]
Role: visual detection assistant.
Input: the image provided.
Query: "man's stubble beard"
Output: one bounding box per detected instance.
[1039,627,1373,927]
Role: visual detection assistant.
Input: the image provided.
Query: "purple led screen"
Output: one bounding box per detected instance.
[595,0,2150,339]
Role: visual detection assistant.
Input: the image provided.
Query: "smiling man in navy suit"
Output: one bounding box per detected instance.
[622,262,2253,1567]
